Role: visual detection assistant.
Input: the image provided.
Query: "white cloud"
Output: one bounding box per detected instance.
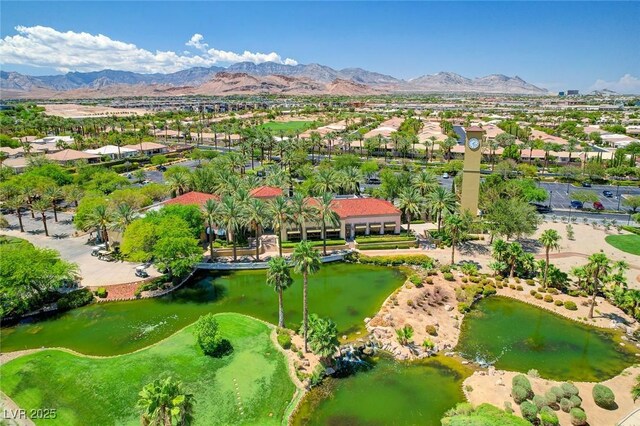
[0,26,298,74]
[589,74,640,94]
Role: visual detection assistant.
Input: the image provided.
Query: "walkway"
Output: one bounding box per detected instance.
[2,211,160,287]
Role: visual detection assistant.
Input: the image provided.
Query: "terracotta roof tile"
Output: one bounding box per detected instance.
[330,198,401,219]
[249,186,284,199]
[164,191,219,206]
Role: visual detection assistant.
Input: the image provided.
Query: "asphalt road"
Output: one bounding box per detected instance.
[539,182,640,211]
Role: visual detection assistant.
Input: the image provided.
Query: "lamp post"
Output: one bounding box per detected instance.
[548,190,553,209]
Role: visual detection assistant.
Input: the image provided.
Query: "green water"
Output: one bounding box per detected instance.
[0,263,405,356]
[292,356,470,426]
[457,296,639,381]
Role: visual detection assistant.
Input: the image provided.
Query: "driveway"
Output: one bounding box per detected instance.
[2,211,159,287]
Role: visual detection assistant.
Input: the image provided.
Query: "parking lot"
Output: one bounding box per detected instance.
[539,182,640,211]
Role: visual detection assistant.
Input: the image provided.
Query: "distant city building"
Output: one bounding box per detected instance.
[567,90,579,95]
[558,91,565,96]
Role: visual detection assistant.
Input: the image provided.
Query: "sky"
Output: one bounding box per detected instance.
[1,1,640,93]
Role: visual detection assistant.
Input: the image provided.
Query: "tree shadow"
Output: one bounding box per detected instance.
[600,312,630,326]
[459,240,490,256]
[52,233,70,239]
[27,229,45,235]
[518,238,543,253]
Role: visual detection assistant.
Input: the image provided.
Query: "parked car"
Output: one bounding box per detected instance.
[156,165,167,171]
[442,173,450,179]
[135,265,149,278]
[602,190,613,198]
[91,244,107,256]
[581,181,592,187]
[530,203,552,213]
[593,201,605,211]
[570,200,584,209]
[366,177,381,185]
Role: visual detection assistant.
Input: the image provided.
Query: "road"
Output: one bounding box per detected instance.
[539,182,640,211]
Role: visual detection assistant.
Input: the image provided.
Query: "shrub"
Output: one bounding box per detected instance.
[570,407,587,426]
[512,385,530,404]
[440,264,452,273]
[425,324,438,336]
[195,313,231,357]
[461,277,468,283]
[545,390,559,406]
[535,293,544,300]
[520,400,538,421]
[540,406,559,426]
[422,339,435,350]
[509,284,516,289]
[357,254,435,267]
[504,401,514,414]
[561,382,580,398]
[443,272,455,281]
[554,299,564,306]
[528,369,540,378]
[512,374,532,394]
[564,301,578,311]
[544,295,554,303]
[409,274,423,286]
[458,302,471,313]
[550,386,564,401]
[95,287,108,298]
[407,299,414,307]
[57,289,94,311]
[533,395,548,410]
[425,277,433,285]
[569,395,582,408]
[592,384,616,409]
[530,290,538,296]
[276,329,292,350]
[560,398,572,412]
[482,286,497,297]
[469,276,481,283]
[526,279,535,286]
[516,285,523,291]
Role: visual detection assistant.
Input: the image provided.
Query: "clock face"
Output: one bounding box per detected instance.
[468,138,480,151]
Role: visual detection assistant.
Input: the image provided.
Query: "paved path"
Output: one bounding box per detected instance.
[2,211,159,287]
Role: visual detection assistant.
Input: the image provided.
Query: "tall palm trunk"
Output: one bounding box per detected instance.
[232,234,237,261]
[322,220,327,256]
[52,201,58,222]
[255,225,261,261]
[543,247,550,288]
[102,226,109,250]
[208,220,214,260]
[303,271,309,353]
[278,288,285,328]
[41,212,49,236]
[451,238,456,264]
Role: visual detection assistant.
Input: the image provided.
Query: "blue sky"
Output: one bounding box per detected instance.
[1,1,639,93]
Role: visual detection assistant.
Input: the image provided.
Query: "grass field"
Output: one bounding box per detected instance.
[259,121,313,132]
[605,234,640,255]
[0,314,295,425]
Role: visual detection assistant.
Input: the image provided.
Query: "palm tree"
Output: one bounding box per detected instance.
[317,193,340,256]
[4,195,26,232]
[266,256,294,328]
[412,170,438,197]
[290,193,315,239]
[43,185,64,222]
[584,252,612,319]
[219,195,244,261]
[111,203,137,233]
[314,169,338,195]
[291,241,322,353]
[32,197,51,236]
[244,197,267,261]
[88,204,114,249]
[266,196,291,256]
[64,185,84,208]
[444,213,469,264]
[137,377,194,426]
[426,187,456,232]
[338,167,362,195]
[539,229,561,288]
[203,199,220,260]
[441,136,458,162]
[166,169,191,196]
[395,187,423,233]
[505,242,524,278]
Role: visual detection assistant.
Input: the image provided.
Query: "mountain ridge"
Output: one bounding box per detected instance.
[0,62,549,98]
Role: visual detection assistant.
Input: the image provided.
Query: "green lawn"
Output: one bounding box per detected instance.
[259,121,313,132]
[0,314,296,425]
[605,234,640,255]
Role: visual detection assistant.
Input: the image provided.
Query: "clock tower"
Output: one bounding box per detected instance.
[460,126,485,216]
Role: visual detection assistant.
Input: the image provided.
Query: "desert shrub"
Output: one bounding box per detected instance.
[516,285,523,291]
[504,401,514,414]
[545,390,559,406]
[540,406,559,426]
[528,369,540,378]
[277,329,292,350]
[544,295,554,303]
[195,313,232,357]
[548,288,559,295]
[592,384,616,409]
[570,407,587,426]
[512,374,532,393]
[554,299,564,306]
[425,277,433,285]
[535,293,544,300]
[95,287,108,298]
[469,276,481,283]
[409,274,423,287]
[550,386,564,401]
[458,302,471,313]
[561,382,580,398]
[57,288,94,311]
[461,277,468,283]
[425,324,438,336]
[482,286,497,297]
[357,254,435,267]
[530,289,538,296]
[560,398,572,412]
[512,385,530,404]
[407,299,414,307]
[533,395,548,410]
[569,395,582,408]
[520,400,538,422]
[440,264,452,273]
[443,272,455,281]
[422,339,435,350]
[509,284,516,289]
[526,279,535,286]
[564,301,578,310]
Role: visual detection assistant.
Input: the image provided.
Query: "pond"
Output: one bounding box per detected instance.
[456,296,639,381]
[0,263,406,356]
[292,356,470,426]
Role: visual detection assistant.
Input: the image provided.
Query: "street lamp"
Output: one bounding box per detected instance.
[548,190,553,209]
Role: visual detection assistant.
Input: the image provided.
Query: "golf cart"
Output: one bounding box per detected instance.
[97,250,114,261]
[91,243,107,256]
[135,265,149,278]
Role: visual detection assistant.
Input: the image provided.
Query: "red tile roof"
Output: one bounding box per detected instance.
[330,198,401,219]
[249,186,284,199]
[164,191,219,206]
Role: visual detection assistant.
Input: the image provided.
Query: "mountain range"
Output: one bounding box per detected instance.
[0,62,548,98]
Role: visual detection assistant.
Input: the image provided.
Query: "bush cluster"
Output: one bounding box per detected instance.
[443,272,455,281]
[357,254,435,267]
[57,289,94,311]
[95,287,108,298]
[540,406,559,426]
[592,384,616,409]
[520,400,538,422]
[564,301,578,311]
[544,295,554,303]
[276,328,292,350]
[195,313,232,357]
[570,407,587,425]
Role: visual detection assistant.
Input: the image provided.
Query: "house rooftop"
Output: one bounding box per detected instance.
[330,198,401,219]
[249,186,284,199]
[164,191,219,207]
[46,149,99,162]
